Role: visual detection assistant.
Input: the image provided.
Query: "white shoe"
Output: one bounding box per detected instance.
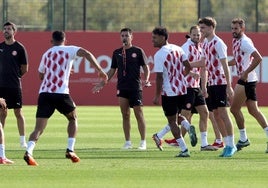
[138,142,146,150]
[122,142,132,149]
[20,142,27,148]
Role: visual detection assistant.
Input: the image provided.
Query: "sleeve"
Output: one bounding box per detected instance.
[38,53,46,73]
[153,52,164,73]
[215,40,227,59]
[19,44,28,65]
[181,43,189,58]
[111,50,118,69]
[180,47,188,61]
[241,39,257,55]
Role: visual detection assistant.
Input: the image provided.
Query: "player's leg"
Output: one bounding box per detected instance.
[119,96,132,149]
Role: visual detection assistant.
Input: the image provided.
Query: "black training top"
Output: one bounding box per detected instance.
[0,41,28,88]
[111,46,147,90]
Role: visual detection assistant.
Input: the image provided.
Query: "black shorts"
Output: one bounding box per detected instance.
[183,88,206,111]
[0,87,22,109]
[237,79,257,101]
[207,85,229,110]
[117,89,143,108]
[161,95,186,116]
[36,93,76,118]
[205,97,213,112]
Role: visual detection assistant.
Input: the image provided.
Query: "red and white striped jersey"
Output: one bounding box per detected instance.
[232,34,258,82]
[153,44,187,96]
[38,45,80,94]
[201,36,228,86]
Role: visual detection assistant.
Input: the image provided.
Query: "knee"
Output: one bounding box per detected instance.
[121,111,130,119]
[230,107,237,115]
[66,111,77,122]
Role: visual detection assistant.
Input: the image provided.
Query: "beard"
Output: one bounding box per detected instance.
[4,33,12,40]
[232,32,241,39]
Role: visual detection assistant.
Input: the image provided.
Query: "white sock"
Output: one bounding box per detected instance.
[20,136,26,144]
[67,138,76,151]
[223,136,228,146]
[157,124,170,139]
[125,140,131,145]
[200,132,209,147]
[0,144,5,158]
[239,128,248,142]
[181,120,191,131]
[215,139,222,144]
[264,126,268,138]
[140,140,146,145]
[227,135,235,148]
[26,141,36,156]
[176,138,187,151]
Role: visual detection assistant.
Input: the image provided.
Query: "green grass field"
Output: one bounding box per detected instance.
[0,106,267,188]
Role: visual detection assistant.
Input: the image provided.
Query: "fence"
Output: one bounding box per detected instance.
[0,0,267,32]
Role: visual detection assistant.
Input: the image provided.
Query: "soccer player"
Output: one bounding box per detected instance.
[229,18,268,153]
[191,17,236,157]
[0,21,28,148]
[0,98,14,164]
[163,26,219,151]
[92,28,150,150]
[23,31,108,165]
[151,26,195,157]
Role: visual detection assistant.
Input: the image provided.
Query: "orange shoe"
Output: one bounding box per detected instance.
[65,149,80,163]
[0,157,14,164]
[164,138,179,147]
[24,152,38,166]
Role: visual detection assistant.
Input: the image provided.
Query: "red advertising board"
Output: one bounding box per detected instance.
[3,31,268,106]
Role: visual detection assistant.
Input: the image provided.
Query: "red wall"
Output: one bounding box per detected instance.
[4,31,268,106]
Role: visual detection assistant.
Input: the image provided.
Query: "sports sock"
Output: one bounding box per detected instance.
[20,135,26,143]
[263,126,268,138]
[157,124,170,139]
[223,136,228,147]
[67,138,76,151]
[0,144,5,158]
[140,140,146,145]
[239,128,248,142]
[227,135,235,148]
[215,139,222,144]
[176,138,187,151]
[27,141,36,156]
[181,120,191,131]
[200,131,208,147]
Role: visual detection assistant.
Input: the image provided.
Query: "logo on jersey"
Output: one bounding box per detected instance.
[132,53,137,58]
[12,50,17,56]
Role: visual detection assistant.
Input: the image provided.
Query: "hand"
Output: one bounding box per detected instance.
[0,98,7,109]
[144,81,152,87]
[201,88,208,98]
[153,96,160,105]
[240,72,248,82]
[92,81,105,94]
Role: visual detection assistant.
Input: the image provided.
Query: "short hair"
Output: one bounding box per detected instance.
[189,25,200,34]
[152,26,169,40]
[198,17,217,28]
[3,21,17,32]
[120,28,132,34]
[52,31,65,42]
[231,18,245,28]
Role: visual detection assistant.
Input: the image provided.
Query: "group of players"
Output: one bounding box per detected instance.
[151,17,268,158]
[1,16,268,165]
